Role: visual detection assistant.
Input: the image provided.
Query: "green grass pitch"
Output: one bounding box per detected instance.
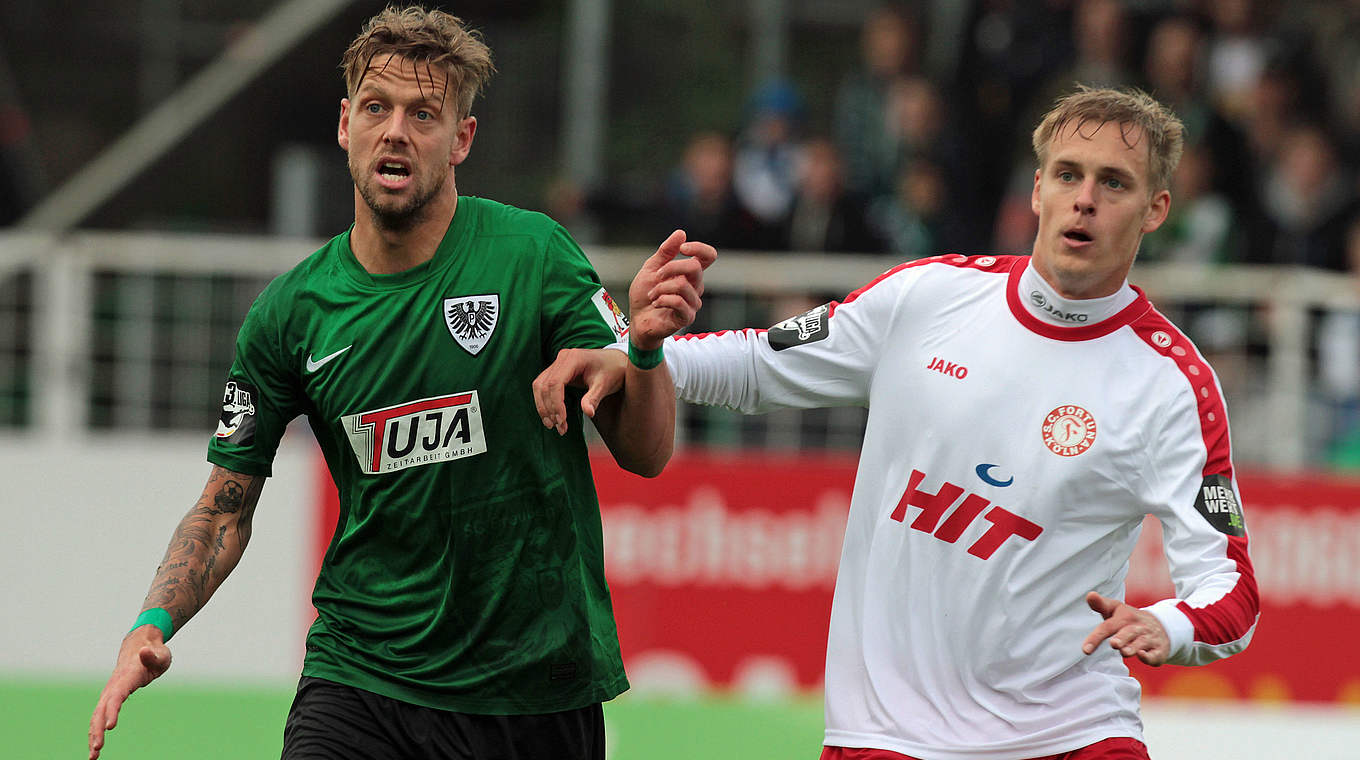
[2,678,824,759]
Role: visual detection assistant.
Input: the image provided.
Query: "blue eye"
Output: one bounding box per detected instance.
[1106,177,1124,189]
[1059,171,1075,182]
[415,110,433,121]
[366,103,383,114]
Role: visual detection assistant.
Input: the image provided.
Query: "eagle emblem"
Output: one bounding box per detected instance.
[443,294,499,355]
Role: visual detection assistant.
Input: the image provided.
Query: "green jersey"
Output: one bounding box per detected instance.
[207,196,631,714]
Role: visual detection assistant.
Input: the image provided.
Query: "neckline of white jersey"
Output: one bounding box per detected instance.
[1003,259,1150,341]
[1017,262,1138,328]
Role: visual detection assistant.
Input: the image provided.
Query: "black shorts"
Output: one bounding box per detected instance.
[281,676,605,760]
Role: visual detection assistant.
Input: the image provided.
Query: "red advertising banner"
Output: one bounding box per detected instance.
[590,452,1360,704]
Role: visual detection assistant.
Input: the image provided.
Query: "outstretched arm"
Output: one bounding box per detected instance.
[88,465,265,759]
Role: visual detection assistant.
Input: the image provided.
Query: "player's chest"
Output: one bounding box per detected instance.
[868,312,1162,521]
[292,274,542,412]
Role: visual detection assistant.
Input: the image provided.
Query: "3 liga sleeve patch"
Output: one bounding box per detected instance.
[214,379,258,446]
[1194,473,1247,536]
[768,303,831,351]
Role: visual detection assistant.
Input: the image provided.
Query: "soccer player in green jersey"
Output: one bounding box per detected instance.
[88,7,715,760]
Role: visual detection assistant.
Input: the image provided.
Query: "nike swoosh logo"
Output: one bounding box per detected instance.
[305,345,352,373]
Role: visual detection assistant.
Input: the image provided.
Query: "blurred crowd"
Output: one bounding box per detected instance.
[563,0,1360,273]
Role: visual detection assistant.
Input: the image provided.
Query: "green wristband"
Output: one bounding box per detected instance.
[130,607,174,641]
[628,341,665,370]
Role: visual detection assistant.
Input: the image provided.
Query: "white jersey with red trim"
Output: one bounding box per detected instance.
[659,254,1258,759]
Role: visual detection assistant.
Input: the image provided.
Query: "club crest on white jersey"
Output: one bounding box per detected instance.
[1041,404,1097,456]
[342,391,487,474]
[444,295,499,355]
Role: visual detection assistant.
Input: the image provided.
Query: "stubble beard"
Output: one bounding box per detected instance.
[351,159,446,232]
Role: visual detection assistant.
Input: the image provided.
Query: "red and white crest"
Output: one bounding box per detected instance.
[1041,405,1097,457]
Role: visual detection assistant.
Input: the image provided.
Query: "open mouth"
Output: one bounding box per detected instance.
[1063,229,1093,243]
[377,161,411,182]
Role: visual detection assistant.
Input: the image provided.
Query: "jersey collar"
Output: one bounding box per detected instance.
[1004,258,1151,341]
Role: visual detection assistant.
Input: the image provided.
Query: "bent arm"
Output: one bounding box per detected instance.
[141,465,266,632]
[590,350,675,477]
[1141,381,1259,666]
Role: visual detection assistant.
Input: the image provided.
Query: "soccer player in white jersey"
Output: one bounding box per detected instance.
[533,86,1259,760]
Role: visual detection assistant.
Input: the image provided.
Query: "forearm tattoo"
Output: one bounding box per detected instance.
[143,469,261,629]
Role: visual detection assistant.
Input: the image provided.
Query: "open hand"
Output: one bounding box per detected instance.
[628,229,717,350]
[89,627,172,759]
[1081,591,1170,666]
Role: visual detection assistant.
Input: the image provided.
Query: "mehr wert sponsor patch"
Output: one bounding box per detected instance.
[1194,473,1247,536]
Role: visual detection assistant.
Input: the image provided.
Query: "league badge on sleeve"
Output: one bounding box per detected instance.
[214,379,258,445]
[769,303,831,351]
[591,287,630,340]
[444,294,499,356]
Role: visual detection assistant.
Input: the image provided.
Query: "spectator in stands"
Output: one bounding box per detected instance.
[783,137,882,254]
[1141,14,1258,220]
[1140,143,1235,265]
[870,156,949,260]
[664,130,764,251]
[833,2,922,200]
[880,75,980,252]
[1200,0,1274,125]
[1306,0,1360,163]
[731,79,807,249]
[1256,123,1358,270]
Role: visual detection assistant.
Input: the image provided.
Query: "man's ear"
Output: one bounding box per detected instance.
[450,116,477,166]
[1142,188,1171,234]
[1030,168,1042,216]
[337,98,351,152]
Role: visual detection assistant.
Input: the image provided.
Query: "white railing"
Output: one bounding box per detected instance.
[2,231,1356,468]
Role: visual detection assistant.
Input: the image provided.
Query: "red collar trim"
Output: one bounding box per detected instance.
[1004,259,1151,341]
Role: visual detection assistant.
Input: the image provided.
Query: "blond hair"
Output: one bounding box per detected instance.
[340,5,496,119]
[1031,85,1184,193]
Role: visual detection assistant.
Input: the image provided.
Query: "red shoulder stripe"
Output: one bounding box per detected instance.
[1130,307,1259,647]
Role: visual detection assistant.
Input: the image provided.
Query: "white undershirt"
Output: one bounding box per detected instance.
[1019,263,1137,327]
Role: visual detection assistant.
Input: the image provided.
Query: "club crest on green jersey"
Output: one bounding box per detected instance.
[443,294,499,355]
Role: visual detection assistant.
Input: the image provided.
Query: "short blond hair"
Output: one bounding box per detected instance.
[340,5,496,119]
[1032,85,1185,193]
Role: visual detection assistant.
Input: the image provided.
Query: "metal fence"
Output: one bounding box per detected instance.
[2,231,1357,470]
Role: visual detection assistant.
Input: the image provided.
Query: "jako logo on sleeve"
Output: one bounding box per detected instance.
[342,392,487,474]
[214,379,258,445]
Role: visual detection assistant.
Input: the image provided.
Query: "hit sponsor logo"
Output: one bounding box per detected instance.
[341,392,487,474]
[889,468,1044,559]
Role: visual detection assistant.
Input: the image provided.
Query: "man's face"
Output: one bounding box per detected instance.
[337,53,475,229]
[1030,120,1170,299]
